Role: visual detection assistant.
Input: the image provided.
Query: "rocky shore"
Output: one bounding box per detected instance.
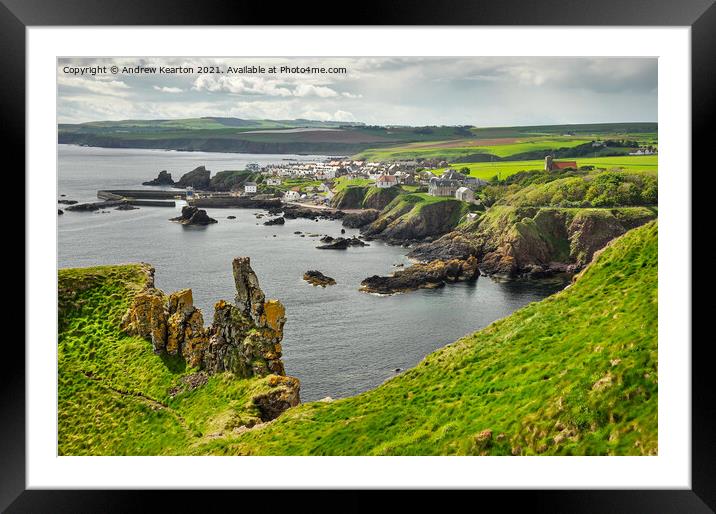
[360,256,480,294]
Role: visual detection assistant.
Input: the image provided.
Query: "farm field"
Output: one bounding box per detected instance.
[440,155,658,180]
[356,137,595,161]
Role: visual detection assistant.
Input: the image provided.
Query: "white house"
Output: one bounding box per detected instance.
[244,182,258,194]
[376,174,398,188]
[266,178,282,186]
[283,190,300,202]
[455,186,475,203]
[246,163,260,171]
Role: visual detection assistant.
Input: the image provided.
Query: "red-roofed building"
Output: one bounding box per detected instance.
[376,174,398,188]
[545,155,578,172]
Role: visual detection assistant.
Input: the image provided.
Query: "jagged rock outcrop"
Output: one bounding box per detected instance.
[342,209,380,228]
[303,270,336,287]
[170,206,218,225]
[121,257,293,383]
[203,257,287,377]
[360,256,480,294]
[142,170,175,186]
[176,166,211,189]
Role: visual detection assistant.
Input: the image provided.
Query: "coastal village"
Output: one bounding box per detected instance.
[188,158,496,206]
[188,155,584,208]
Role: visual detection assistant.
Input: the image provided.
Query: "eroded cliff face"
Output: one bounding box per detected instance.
[362,198,469,243]
[120,257,293,384]
[408,206,657,278]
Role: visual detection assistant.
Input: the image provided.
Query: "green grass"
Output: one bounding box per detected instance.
[192,221,658,456]
[356,137,595,161]
[332,176,375,192]
[444,156,658,181]
[58,265,276,455]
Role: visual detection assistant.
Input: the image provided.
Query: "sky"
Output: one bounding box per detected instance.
[57,57,657,126]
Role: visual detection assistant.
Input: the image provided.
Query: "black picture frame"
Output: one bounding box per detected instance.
[5,0,712,511]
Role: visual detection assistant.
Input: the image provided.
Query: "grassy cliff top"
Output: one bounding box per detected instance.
[193,221,658,456]
[58,264,279,455]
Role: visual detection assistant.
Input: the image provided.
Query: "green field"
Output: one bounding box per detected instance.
[332,176,375,192]
[356,137,595,161]
[442,155,658,180]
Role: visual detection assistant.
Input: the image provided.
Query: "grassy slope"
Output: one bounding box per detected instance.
[195,221,658,456]
[58,265,277,456]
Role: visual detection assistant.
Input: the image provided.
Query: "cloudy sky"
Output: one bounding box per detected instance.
[57,57,657,126]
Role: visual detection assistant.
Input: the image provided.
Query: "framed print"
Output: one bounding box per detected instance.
[5,0,714,511]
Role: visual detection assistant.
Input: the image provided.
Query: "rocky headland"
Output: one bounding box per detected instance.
[142,170,175,186]
[176,166,211,189]
[408,206,657,278]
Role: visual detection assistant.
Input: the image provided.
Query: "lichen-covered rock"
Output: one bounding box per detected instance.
[253,375,301,421]
[120,288,168,352]
[121,257,292,383]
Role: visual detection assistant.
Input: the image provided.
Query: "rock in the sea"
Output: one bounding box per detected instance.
[319,235,334,243]
[176,166,211,189]
[315,236,368,250]
[303,270,336,287]
[316,237,349,250]
[263,216,285,226]
[142,170,175,186]
[58,209,64,215]
[227,215,236,219]
[360,256,480,294]
[170,206,217,225]
[58,199,78,205]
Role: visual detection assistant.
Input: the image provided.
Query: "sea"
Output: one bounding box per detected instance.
[57,144,564,401]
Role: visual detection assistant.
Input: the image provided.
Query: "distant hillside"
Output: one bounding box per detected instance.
[58,118,657,158]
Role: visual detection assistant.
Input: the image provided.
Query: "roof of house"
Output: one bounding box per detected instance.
[244,182,257,187]
[456,186,474,194]
[551,161,578,170]
[377,174,397,182]
[429,178,462,187]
